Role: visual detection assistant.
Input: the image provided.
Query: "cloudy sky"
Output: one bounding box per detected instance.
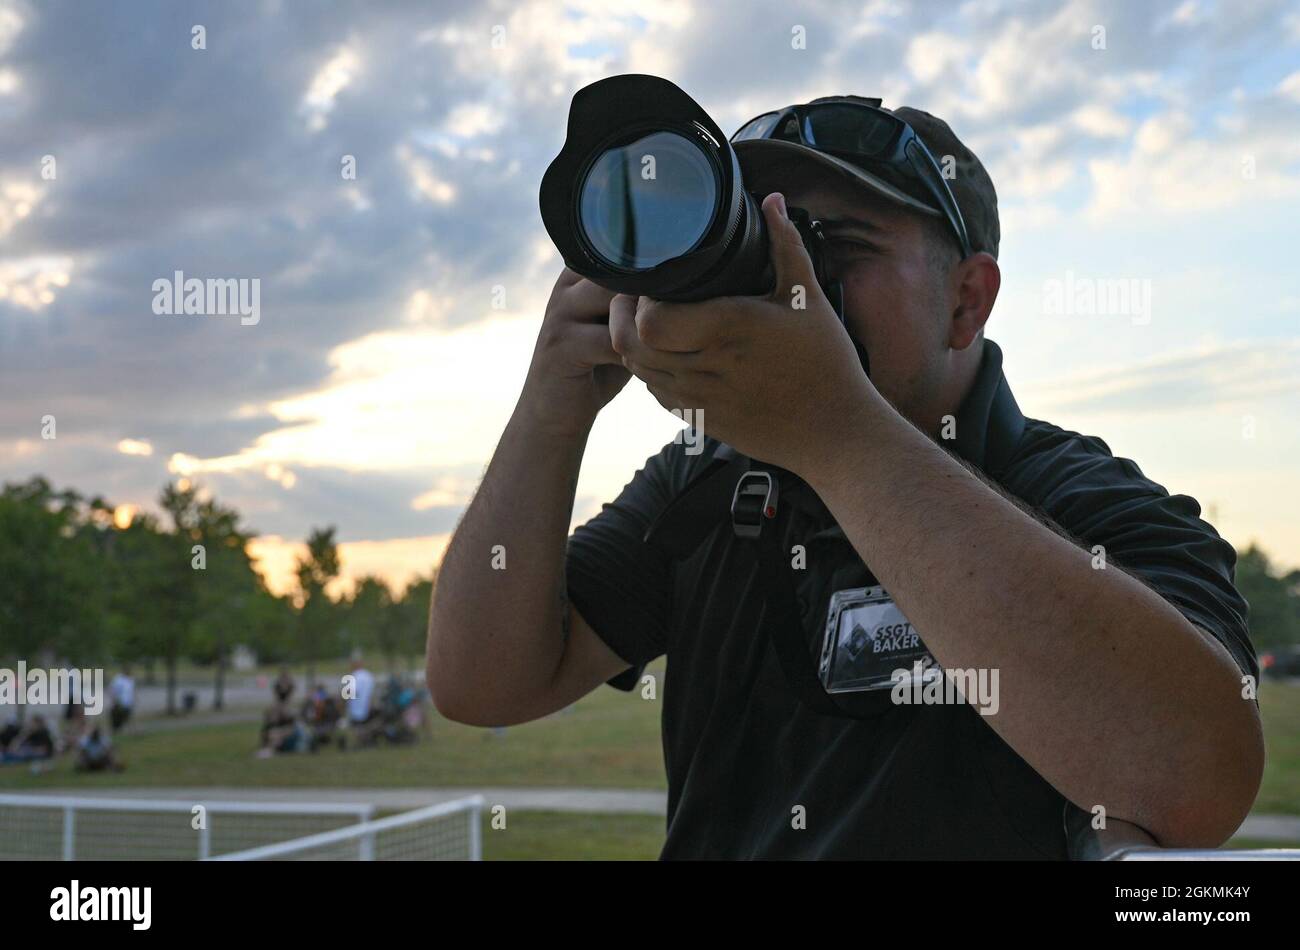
[2,0,1298,597]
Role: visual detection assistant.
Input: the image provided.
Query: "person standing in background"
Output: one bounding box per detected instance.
[273,666,296,705]
[346,658,375,728]
[109,666,136,733]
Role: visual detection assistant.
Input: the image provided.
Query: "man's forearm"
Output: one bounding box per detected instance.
[427,389,590,718]
[801,385,1263,847]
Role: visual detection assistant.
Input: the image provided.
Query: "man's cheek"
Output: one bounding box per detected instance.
[838,277,879,353]
[838,289,907,399]
[842,272,918,350]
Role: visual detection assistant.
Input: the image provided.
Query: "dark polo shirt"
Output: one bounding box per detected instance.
[566,339,1256,859]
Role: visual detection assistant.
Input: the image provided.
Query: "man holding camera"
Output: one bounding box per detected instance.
[427,93,1262,859]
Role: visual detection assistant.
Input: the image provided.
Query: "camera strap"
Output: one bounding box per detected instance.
[732,468,849,717]
[643,448,868,719]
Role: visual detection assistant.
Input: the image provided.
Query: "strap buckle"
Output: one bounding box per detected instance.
[731,470,779,539]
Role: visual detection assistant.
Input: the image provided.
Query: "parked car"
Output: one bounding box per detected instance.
[1260,646,1300,679]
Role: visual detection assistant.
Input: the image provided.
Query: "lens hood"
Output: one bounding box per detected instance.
[539,74,769,301]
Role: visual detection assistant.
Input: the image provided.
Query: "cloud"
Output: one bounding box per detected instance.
[1023,340,1300,416]
[0,253,69,309]
[116,438,153,457]
[248,532,446,598]
[301,45,361,132]
[0,179,42,237]
[1084,99,1300,220]
[4,0,1300,572]
[1279,70,1300,103]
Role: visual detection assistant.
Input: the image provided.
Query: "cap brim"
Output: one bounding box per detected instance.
[732,139,941,218]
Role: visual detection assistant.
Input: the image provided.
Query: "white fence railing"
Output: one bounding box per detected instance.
[0,793,374,861]
[208,795,485,861]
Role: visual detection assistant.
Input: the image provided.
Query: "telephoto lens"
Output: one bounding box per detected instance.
[539,74,773,302]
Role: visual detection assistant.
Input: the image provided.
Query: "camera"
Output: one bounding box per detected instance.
[539,74,843,315]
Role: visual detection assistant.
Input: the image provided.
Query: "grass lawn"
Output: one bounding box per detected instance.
[482,811,662,860]
[0,662,668,791]
[1253,680,1300,815]
[5,679,1295,806]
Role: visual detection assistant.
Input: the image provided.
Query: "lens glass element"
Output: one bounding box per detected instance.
[578,130,719,270]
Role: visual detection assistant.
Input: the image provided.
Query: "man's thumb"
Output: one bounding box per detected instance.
[762,192,817,302]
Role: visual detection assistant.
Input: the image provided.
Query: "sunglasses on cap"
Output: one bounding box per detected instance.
[732,97,974,260]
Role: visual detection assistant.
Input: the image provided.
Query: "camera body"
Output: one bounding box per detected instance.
[782,203,844,318]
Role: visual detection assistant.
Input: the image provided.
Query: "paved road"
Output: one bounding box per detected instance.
[5,669,421,731]
[1235,813,1300,843]
[7,673,350,724]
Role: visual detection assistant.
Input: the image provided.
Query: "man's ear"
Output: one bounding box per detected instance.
[949,252,1000,350]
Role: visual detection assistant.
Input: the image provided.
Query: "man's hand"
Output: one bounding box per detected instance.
[522,268,631,437]
[609,193,871,472]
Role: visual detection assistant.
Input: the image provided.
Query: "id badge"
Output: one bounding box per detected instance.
[818,586,937,694]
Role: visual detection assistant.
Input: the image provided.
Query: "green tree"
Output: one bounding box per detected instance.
[185,491,262,710]
[104,511,174,699]
[240,587,298,667]
[346,575,396,670]
[295,526,341,685]
[394,572,435,673]
[119,481,260,714]
[0,478,107,717]
[1235,543,1300,651]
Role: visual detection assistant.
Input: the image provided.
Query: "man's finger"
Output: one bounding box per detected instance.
[762,192,818,302]
[610,295,668,366]
[633,296,734,352]
[567,323,626,368]
[561,275,619,321]
[608,293,640,356]
[613,297,713,378]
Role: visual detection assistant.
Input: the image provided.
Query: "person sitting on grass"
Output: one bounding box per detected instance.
[257,700,302,757]
[0,715,55,764]
[377,676,430,745]
[301,683,343,752]
[0,716,19,750]
[74,726,125,773]
[404,680,431,738]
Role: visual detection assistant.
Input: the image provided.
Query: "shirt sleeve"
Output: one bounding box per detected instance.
[566,441,681,691]
[1093,489,1257,684]
[1019,434,1258,686]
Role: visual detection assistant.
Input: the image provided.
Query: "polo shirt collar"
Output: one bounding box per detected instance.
[952,338,1026,477]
